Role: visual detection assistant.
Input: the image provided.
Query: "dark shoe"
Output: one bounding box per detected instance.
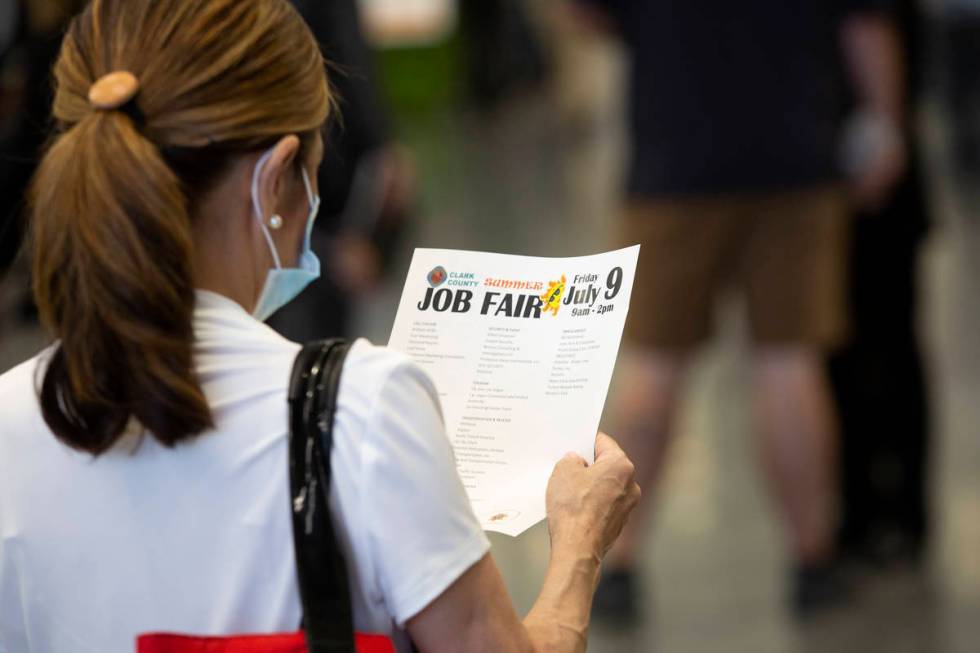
[592,567,640,624]
[791,561,851,620]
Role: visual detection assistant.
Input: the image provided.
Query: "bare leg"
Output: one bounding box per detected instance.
[604,347,692,569]
[751,347,837,563]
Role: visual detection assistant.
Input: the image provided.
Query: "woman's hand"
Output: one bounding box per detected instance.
[408,433,641,653]
[546,432,641,562]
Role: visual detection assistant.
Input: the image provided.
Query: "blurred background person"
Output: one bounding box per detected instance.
[267,0,414,341]
[829,0,933,570]
[571,0,907,620]
[1,0,87,324]
[270,0,550,343]
[0,0,34,286]
[456,0,549,111]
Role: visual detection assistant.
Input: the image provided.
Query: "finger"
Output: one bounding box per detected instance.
[619,457,637,485]
[594,431,624,460]
[629,482,642,505]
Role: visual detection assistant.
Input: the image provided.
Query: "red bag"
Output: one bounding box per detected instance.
[137,632,395,653]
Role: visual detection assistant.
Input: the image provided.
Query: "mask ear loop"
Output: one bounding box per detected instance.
[301,167,317,206]
[251,148,284,270]
[300,167,321,248]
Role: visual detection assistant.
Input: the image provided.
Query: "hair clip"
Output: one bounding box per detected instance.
[88,71,140,110]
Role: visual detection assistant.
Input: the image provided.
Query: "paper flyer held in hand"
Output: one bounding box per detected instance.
[388,246,639,536]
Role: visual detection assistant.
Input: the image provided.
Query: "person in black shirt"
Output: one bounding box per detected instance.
[572,0,907,618]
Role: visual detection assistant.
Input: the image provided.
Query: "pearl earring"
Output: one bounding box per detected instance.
[268,214,283,230]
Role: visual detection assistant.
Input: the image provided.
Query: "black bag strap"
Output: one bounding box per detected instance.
[288,339,354,653]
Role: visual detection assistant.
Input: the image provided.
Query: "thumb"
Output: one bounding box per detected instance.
[594,432,624,461]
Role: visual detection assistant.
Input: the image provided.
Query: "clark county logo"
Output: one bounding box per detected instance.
[427,266,448,287]
[540,275,567,316]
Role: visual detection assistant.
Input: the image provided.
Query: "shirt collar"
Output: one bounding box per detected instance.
[194,289,252,317]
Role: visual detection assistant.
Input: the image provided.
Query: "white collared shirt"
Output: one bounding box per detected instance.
[0,290,489,653]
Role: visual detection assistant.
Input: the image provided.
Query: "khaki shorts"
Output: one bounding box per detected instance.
[621,186,849,350]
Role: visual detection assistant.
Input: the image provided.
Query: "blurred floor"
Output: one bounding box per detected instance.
[2,54,980,653]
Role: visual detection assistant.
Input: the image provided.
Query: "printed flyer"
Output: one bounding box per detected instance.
[388,246,639,535]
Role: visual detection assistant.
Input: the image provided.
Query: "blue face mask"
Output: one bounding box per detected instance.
[250,148,321,322]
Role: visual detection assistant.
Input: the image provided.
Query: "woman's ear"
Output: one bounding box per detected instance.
[254,135,301,222]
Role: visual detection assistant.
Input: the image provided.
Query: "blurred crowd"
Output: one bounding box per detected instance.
[2,0,979,648]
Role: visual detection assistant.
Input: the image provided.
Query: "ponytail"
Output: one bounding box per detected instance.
[29,0,330,455]
[31,109,213,454]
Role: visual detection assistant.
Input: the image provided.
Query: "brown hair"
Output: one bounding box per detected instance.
[30,0,331,455]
